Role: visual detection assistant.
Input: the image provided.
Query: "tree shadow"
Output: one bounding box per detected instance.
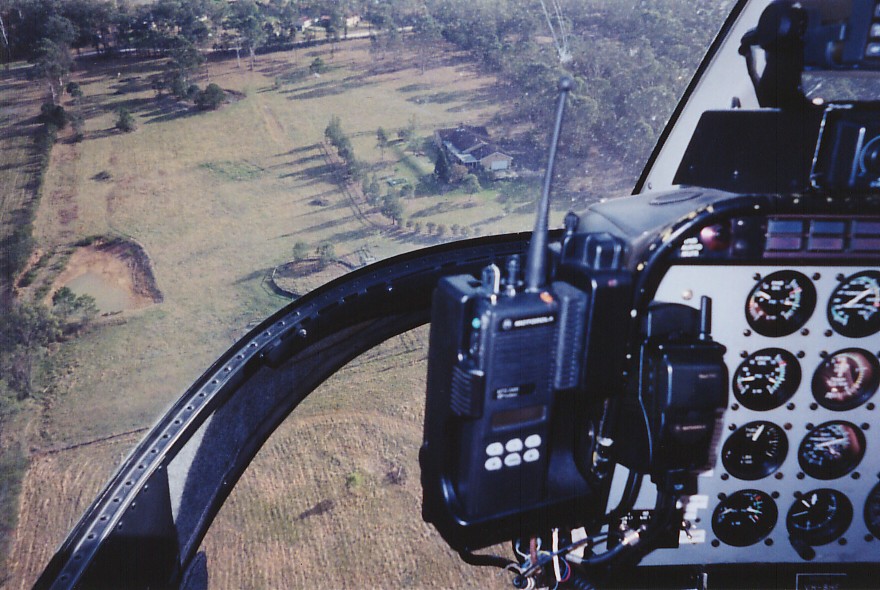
[143,105,200,124]
[278,162,334,180]
[326,226,381,243]
[274,143,319,157]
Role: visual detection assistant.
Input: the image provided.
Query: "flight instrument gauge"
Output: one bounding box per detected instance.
[722,421,788,480]
[864,481,880,538]
[745,271,816,337]
[827,271,880,338]
[811,349,880,411]
[711,489,778,547]
[798,421,866,480]
[733,348,801,411]
[786,489,852,546]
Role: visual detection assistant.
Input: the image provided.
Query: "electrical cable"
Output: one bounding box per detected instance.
[457,549,515,570]
[552,528,562,582]
[604,470,643,523]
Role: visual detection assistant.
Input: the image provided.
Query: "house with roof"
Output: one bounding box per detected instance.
[433,125,514,173]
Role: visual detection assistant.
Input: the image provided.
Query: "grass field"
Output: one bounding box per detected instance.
[0,65,56,585]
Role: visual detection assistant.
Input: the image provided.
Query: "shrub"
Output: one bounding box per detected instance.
[65,82,82,98]
[195,83,225,110]
[309,57,327,74]
[316,243,336,269]
[115,108,136,133]
[39,102,67,128]
[292,241,309,261]
[463,173,481,194]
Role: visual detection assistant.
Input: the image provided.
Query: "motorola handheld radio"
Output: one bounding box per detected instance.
[420,78,607,551]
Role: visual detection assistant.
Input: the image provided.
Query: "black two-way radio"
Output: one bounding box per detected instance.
[420,78,612,551]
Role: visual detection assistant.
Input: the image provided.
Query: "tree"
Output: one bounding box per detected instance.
[316,243,335,269]
[433,149,450,183]
[292,241,309,261]
[52,287,97,331]
[449,163,467,184]
[380,193,403,225]
[324,115,342,143]
[0,302,61,399]
[226,0,267,70]
[376,127,388,161]
[412,11,443,73]
[463,173,481,194]
[366,176,381,205]
[39,102,67,128]
[309,57,327,75]
[30,38,72,104]
[65,81,82,98]
[162,39,205,99]
[195,83,225,110]
[115,108,136,132]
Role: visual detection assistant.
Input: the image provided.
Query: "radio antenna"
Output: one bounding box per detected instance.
[525,76,573,292]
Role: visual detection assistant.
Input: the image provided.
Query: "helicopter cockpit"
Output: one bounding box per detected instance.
[33,1,880,589]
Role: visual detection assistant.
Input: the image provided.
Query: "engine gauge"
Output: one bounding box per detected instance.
[864,481,880,538]
[827,271,880,338]
[811,349,880,411]
[746,271,816,337]
[711,489,778,547]
[733,348,801,411]
[798,421,866,480]
[722,421,788,480]
[786,489,852,546]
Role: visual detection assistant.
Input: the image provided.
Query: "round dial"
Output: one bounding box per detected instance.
[798,421,866,480]
[786,489,852,546]
[745,271,816,337]
[711,489,778,547]
[864,481,880,538]
[811,349,880,411]
[722,421,788,480]
[827,271,880,338]
[733,348,801,411]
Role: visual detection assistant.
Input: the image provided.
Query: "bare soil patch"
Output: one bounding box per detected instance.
[49,238,162,313]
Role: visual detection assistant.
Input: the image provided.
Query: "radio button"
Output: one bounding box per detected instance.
[525,434,542,448]
[486,442,504,456]
[505,438,523,453]
[504,453,522,467]
[523,449,540,463]
[485,457,503,471]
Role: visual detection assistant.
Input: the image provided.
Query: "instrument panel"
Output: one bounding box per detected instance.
[640,262,880,565]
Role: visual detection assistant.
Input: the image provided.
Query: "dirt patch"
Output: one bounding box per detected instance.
[49,237,163,313]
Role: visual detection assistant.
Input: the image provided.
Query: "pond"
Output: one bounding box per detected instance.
[64,271,134,314]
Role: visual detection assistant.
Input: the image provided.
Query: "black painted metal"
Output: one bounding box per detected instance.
[33,233,541,590]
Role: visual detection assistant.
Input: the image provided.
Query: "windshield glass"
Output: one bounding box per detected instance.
[0,1,731,586]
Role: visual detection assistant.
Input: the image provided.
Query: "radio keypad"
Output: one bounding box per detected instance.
[486,442,504,456]
[484,435,542,471]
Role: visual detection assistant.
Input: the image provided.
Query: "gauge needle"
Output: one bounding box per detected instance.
[844,289,871,308]
[751,424,765,441]
[740,375,757,382]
